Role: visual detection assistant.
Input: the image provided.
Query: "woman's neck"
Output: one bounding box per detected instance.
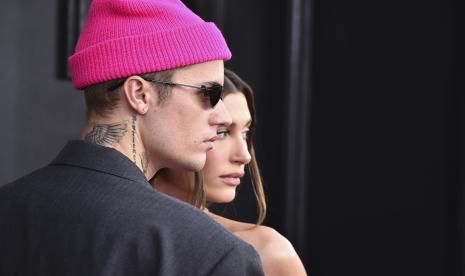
[151,169,194,203]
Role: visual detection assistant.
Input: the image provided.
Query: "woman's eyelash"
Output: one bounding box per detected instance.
[216,130,229,138]
[216,128,250,139]
[242,130,250,139]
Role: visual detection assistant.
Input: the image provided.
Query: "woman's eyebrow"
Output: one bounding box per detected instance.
[230,119,252,128]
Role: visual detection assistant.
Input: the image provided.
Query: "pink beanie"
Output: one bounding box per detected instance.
[68,0,232,90]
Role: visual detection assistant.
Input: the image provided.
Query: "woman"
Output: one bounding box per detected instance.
[153,69,307,276]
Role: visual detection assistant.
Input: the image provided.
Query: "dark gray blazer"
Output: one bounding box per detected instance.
[0,141,264,276]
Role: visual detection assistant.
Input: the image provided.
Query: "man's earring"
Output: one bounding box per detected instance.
[143,107,148,114]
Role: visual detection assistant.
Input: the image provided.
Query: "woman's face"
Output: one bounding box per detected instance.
[202,92,252,203]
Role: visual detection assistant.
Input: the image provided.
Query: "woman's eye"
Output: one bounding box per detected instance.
[216,130,229,139]
[241,130,250,140]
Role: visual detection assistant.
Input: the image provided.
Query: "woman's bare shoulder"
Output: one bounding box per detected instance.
[207,212,307,275]
[251,226,307,275]
[236,225,307,276]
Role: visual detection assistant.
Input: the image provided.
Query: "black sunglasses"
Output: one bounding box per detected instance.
[141,77,224,108]
[107,77,224,108]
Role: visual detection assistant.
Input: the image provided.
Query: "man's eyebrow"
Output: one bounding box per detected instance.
[202,81,222,86]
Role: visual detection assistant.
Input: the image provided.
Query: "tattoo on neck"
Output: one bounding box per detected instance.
[140,152,149,174]
[131,114,137,163]
[84,121,128,146]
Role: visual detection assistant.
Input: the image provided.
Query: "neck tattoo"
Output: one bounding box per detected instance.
[131,114,137,163]
[140,152,149,174]
[84,121,128,146]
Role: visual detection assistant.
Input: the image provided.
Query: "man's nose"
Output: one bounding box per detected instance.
[209,99,232,127]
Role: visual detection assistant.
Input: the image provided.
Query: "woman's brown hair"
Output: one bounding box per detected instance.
[192,68,267,224]
[224,68,266,225]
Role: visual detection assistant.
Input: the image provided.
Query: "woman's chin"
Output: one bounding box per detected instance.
[206,190,237,204]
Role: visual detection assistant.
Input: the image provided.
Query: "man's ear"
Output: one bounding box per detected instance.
[122,76,156,115]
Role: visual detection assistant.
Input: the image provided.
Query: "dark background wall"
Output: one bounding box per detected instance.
[1,0,464,275]
[0,0,84,185]
[307,0,463,274]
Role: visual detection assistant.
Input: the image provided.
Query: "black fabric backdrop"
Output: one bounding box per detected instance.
[184,0,465,274]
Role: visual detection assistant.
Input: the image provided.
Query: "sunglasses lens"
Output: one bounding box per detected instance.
[212,85,224,107]
[202,84,223,107]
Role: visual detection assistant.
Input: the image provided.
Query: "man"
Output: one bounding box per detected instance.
[0,0,264,275]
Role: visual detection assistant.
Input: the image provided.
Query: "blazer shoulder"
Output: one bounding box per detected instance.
[0,164,260,275]
[207,241,264,276]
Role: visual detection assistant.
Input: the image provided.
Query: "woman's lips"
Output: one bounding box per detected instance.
[220,176,241,186]
[220,173,244,186]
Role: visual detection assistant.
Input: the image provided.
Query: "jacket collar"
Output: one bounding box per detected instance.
[50,140,150,188]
